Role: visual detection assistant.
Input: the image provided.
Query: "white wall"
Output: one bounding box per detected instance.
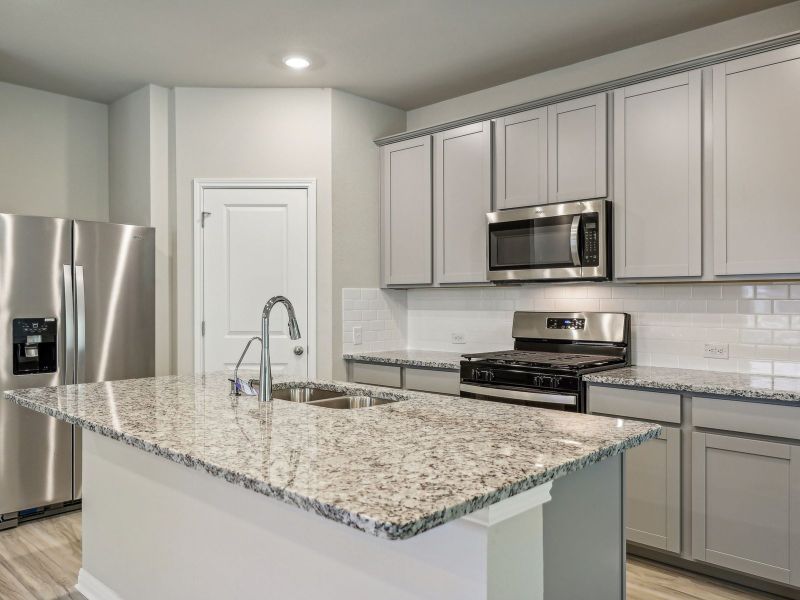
[108,84,173,376]
[172,88,333,376]
[331,90,406,378]
[0,81,108,220]
[407,2,800,130]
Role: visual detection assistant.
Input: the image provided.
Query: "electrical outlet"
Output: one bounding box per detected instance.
[451,332,466,345]
[703,343,729,359]
[353,326,363,345]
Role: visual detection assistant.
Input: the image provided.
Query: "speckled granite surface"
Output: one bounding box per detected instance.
[342,349,464,370]
[584,366,800,404]
[5,373,658,540]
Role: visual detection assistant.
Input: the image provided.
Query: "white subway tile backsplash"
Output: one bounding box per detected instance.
[343,282,800,376]
[341,288,407,354]
[756,284,788,299]
[756,314,790,329]
[737,300,773,314]
[774,300,800,314]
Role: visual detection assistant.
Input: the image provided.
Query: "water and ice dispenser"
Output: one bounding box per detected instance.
[13,318,57,375]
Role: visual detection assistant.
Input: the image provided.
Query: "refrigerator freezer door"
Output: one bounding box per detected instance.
[0,215,74,514]
[72,221,155,383]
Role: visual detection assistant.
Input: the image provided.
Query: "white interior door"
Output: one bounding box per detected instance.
[201,186,309,376]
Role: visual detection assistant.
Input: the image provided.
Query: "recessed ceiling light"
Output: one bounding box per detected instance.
[283,55,311,70]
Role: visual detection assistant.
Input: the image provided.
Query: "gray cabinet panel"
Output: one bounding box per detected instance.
[547,93,607,203]
[380,137,433,286]
[626,426,681,553]
[692,432,800,586]
[614,72,702,278]
[350,362,402,388]
[713,45,800,275]
[404,368,459,395]
[494,108,548,209]
[434,122,491,284]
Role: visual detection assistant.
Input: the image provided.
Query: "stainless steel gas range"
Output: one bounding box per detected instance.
[460,311,630,413]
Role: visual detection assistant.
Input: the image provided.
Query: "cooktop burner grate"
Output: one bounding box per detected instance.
[462,350,623,369]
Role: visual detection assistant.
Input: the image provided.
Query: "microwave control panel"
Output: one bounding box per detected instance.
[582,215,600,266]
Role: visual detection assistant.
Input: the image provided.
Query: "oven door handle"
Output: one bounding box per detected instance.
[460,383,577,406]
[569,215,581,267]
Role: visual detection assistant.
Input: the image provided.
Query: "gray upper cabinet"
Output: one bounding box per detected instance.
[380,136,433,286]
[434,121,492,284]
[692,432,800,586]
[547,93,607,203]
[614,72,702,278]
[713,45,800,276]
[494,108,548,209]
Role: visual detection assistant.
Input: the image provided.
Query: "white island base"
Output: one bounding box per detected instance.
[76,431,625,600]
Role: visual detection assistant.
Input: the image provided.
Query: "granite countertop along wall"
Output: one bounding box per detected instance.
[584,366,800,404]
[342,349,463,370]
[5,373,658,540]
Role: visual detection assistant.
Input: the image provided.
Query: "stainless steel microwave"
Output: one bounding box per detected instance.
[487,199,610,282]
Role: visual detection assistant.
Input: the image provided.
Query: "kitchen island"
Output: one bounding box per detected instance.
[6,374,659,600]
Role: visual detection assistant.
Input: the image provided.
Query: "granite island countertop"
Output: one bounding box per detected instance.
[5,373,659,540]
[342,349,463,370]
[584,366,800,404]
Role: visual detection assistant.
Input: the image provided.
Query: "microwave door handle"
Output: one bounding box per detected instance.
[569,215,581,266]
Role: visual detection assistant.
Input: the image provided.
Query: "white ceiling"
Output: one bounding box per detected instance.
[0,0,791,109]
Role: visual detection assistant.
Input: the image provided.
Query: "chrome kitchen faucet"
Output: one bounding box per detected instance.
[259,296,301,402]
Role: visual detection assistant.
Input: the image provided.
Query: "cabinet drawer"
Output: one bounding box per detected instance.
[588,385,681,423]
[350,363,401,388]
[693,396,800,441]
[404,368,459,395]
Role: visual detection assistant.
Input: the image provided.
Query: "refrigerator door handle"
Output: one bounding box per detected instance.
[75,265,86,384]
[62,265,75,385]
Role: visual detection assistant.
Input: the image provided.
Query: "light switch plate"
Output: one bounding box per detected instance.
[451,332,466,345]
[703,343,729,359]
[353,326,363,345]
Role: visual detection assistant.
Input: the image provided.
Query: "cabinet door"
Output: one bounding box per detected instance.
[713,45,800,275]
[494,108,547,209]
[614,72,702,278]
[626,426,681,553]
[692,432,800,586]
[381,137,432,286]
[547,93,607,203]
[434,122,492,284]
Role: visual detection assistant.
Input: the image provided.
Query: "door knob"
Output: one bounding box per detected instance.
[294,345,305,356]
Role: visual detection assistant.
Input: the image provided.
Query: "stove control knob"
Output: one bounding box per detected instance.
[539,376,553,388]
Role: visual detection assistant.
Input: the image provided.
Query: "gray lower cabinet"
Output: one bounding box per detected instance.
[691,432,800,586]
[626,425,681,553]
[348,362,459,396]
[587,385,681,553]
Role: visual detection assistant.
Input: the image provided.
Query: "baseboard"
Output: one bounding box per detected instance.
[76,569,125,600]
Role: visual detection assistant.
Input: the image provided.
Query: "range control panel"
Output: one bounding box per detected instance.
[582,214,600,266]
[547,317,586,330]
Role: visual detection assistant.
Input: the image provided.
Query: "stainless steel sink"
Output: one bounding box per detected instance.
[307,396,397,409]
[270,387,344,403]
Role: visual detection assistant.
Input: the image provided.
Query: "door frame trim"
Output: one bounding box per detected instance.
[192,178,317,378]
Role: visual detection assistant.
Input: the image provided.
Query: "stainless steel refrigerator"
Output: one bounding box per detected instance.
[0,215,155,517]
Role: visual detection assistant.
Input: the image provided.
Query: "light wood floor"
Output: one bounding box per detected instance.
[0,511,790,600]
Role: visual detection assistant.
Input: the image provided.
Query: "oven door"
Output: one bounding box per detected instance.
[460,383,579,412]
[486,199,608,281]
